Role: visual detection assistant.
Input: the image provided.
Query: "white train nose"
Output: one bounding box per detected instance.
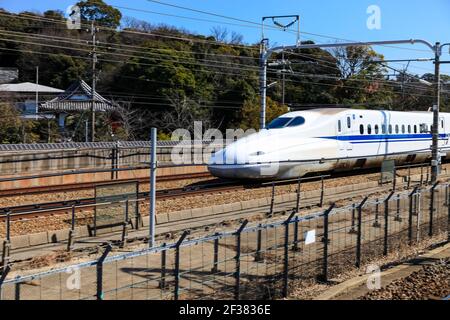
[209,144,253,165]
[208,146,281,179]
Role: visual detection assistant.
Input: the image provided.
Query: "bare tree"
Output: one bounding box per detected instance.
[150,93,211,133]
[210,26,229,43]
[111,99,152,140]
[121,16,153,32]
[230,31,244,44]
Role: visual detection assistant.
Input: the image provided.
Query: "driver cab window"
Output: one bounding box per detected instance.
[287,116,306,127]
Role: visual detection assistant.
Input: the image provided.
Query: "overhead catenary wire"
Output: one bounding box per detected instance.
[0,10,444,77]
[0,44,445,106]
[0,33,441,97]
[1,9,448,109]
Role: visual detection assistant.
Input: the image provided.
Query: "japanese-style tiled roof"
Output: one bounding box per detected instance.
[40,80,116,112]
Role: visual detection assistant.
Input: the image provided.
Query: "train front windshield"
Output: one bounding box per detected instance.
[266,116,305,129]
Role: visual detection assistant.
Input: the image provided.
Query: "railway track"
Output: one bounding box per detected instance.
[0,171,212,197]
[0,169,362,221]
[0,178,244,221]
[0,163,440,223]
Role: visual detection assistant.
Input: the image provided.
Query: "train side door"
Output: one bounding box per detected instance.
[337,114,353,152]
[337,119,345,151]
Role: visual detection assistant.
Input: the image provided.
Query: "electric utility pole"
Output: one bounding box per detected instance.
[431,42,450,184]
[282,51,286,107]
[35,66,39,120]
[431,42,441,184]
[90,20,98,142]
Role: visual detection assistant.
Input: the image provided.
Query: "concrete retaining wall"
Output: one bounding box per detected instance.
[0,145,216,177]
[0,165,208,191]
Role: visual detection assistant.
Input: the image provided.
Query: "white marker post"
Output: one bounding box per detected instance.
[149,127,157,247]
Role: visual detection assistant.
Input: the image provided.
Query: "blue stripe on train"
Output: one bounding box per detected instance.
[320,133,449,143]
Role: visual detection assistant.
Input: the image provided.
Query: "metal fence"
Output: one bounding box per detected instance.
[0,183,448,300]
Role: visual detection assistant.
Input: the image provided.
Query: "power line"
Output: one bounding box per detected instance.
[146,0,434,54]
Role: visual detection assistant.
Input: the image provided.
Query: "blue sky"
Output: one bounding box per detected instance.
[1,0,450,74]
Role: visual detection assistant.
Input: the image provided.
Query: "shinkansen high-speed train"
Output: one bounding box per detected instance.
[207,108,450,180]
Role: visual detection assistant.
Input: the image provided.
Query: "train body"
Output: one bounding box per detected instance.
[207,108,450,180]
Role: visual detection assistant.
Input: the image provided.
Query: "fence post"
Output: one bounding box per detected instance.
[254,225,263,262]
[383,191,395,256]
[211,233,220,273]
[14,281,20,300]
[349,203,357,234]
[1,211,11,268]
[110,146,116,180]
[420,164,424,185]
[295,177,301,213]
[394,194,402,222]
[283,212,296,298]
[159,243,167,290]
[407,166,411,189]
[447,184,450,243]
[0,264,11,300]
[292,217,300,251]
[174,231,189,300]
[234,220,248,300]
[269,182,275,216]
[355,197,368,268]
[96,244,112,300]
[429,182,439,237]
[373,199,381,228]
[445,184,449,207]
[408,187,419,245]
[319,176,325,207]
[67,205,76,252]
[320,203,335,283]
[416,191,422,242]
[121,200,129,248]
[135,185,141,230]
[392,167,397,191]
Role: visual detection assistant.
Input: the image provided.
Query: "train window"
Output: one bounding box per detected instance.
[338,120,342,132]
[381,124,386,134]
[420,124,428,133]
[367,124,372,134]
[395,125,399,134]
[287,116,306,127]
[441,120,444,128]
[347,117,351,129]
[375,124,379,134]
[266,117,293,129]
[359,124,364,134]
[414,125,417,133]
[408,125,411,133]
[389,125,392,134]
[402,125,405,134]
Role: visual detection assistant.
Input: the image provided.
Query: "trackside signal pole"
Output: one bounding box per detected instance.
[149,127,157,247]
[89,20,98,142]
[259,39,447,183]
[431,43,450,184]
